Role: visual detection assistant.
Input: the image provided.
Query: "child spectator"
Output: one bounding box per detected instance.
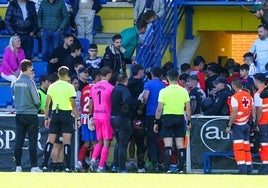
[0,35,25,82]
[84,44,102,73]
[240,64,254,96]
[243,52,258,78]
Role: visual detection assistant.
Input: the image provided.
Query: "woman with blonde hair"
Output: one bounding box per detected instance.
[0,35,25,82]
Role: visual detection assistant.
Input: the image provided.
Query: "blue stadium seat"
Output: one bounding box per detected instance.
[33,61,48,82]
[78,38,90,58]
[0,86,13,108]
[32,38,42,59]
[100,0,107,4]
[0,0,8,4]
[0,76,9,83]
[93,15,103,34]
[0,37,10,59]
[0,29,9,35]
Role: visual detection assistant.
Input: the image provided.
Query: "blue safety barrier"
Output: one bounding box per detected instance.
[203,151,260,174]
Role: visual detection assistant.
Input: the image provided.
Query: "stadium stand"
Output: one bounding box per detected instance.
[0,76,9,83]
[0,37,9,58]
[0,0,8,4]
[0,29,9,35]
[78,38,90,58]
[33,61,48,82]
[32,38,42,59]
[0,85,12,108]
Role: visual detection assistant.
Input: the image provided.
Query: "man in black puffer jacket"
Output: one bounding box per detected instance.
[5,0,38,59]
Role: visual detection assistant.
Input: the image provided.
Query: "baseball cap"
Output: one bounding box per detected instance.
[213,76,227,84]
[78,67,88,74]
[250,4,264,13]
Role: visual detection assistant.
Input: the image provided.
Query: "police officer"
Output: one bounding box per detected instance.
[203,76,233,115]
[42,66,81,172]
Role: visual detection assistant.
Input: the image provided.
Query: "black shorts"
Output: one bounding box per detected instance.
[49,110,74,134]
[161,114,185,138]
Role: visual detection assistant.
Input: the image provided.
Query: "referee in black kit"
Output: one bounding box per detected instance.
[154,69,191,174]
[42,66,81,172]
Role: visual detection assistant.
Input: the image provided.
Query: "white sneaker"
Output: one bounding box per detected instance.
[31,167,43,172]
[138,168,146,173]
[15,166,22,172]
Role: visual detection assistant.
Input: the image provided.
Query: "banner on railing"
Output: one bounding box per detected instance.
[0,114,76,172]
[189,116,260,172]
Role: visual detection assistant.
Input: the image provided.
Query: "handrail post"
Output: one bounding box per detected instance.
[173,0,179,68]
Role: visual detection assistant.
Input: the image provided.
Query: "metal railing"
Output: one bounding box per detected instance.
[135,0,184,69]
[135,0,255,70]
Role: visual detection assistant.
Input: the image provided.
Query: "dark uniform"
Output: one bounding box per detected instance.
[203,87,233,115]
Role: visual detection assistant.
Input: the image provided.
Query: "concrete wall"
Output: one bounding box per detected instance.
[191,6,260,65]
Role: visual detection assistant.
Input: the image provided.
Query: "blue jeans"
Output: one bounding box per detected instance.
[41,30,61,62]
[15,114,39,167]
[19,34,33,59]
